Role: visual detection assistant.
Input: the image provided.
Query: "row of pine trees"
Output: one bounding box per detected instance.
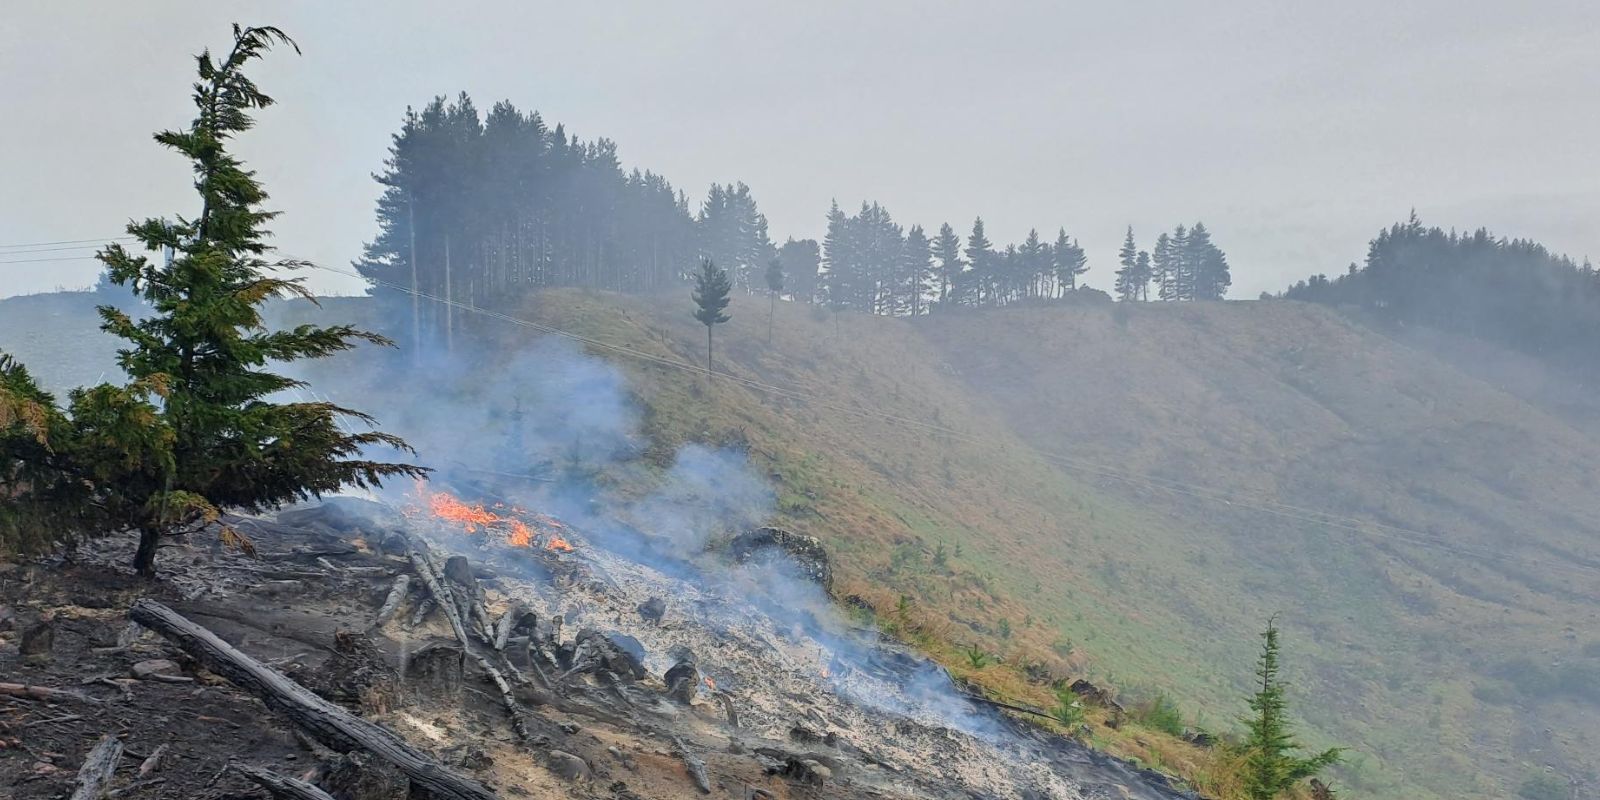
[1281,213,1600,378]
[355,93,1233,333]
[1114,224,1232,302]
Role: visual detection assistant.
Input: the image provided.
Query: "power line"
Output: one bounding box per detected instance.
[0,235,133,250]
[0,255,104,265]
[299,261,1600,579]
[0,243,116,255]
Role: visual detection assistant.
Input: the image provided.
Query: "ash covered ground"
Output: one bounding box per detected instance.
[0,491,1197,800]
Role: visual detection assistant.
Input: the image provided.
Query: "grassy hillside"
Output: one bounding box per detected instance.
[6,289,1597,798]
[504,292,1599,799]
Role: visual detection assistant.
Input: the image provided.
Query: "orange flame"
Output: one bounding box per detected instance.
[546,535,574,553]
[703,676,716,692]
[506,521,532,548]
[409,482,549,550]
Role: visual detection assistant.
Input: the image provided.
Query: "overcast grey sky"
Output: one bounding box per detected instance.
[3,1,1598,299]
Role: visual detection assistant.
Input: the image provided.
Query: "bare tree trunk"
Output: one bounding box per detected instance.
[444,234,454,354]
[706,325,714,375]
[408,193,419,362]
[134,526,160,578]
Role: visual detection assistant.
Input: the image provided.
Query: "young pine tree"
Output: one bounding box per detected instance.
[1054,228,1088,294]
[1153,232,1177,301]
[1135,250,1152,301]
[3,25,425,576]
[902,224,933,316]
[933,223,965,308]
[1239,619,1341,800]
[965,218,994,307]
[764,256,785,344]
[1114,227,1140,302]
[692,257,733,373]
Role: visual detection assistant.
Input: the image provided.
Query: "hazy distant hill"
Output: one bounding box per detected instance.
[6,289,1597,799]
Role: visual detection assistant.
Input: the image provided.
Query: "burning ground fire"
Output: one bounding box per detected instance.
[405,480,573,552]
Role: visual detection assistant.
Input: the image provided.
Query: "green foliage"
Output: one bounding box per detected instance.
[691,257,732,372]
[1051,685,1086,727]
[1283,213,1600,378]
[1239,619,1341,800]
[1517,772,1571,800]
[764,257,785,294]
[963,643,991,668]
[1135,691,1186,737]
[1488,656,1600,704]
[0,25,423,575]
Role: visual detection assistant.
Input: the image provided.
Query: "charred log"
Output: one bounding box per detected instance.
[232,763,338,800]
[68,733,123,800]
[370,574,412,630]
[127,599,497,800]
[0,682,103,705]
[492,604,536,652]
[671,735,712,794]
[137,744,168,778]
[442,555,494,641]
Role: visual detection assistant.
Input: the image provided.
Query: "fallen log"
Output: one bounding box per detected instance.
[232,763,337,800]
[671,734,712,795]
[69,733,123,800]
[127,599,495,800]
[370,574,411,630]
[397,533,533,743]
[108,777,164,799]
[473,652,532,743]
[492,603,535,652]
[0,682,103,705]
[137,744,168,777]
[407,598,436,628]
[442,555,495,642]
[403,538,472,647]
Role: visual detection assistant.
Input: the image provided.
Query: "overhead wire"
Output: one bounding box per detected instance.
[0,235,134,250]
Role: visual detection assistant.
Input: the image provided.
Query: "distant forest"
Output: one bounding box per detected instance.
[354,93,1231,338]
[1281,213,1600,377]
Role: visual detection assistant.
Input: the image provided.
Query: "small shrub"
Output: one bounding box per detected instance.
[963,644,991,669]
[1518,772,1571,800]
[1051,687,1086,727]
[1135,692,1185,737]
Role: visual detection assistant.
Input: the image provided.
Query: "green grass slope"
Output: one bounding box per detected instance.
[917,299,1600,798]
